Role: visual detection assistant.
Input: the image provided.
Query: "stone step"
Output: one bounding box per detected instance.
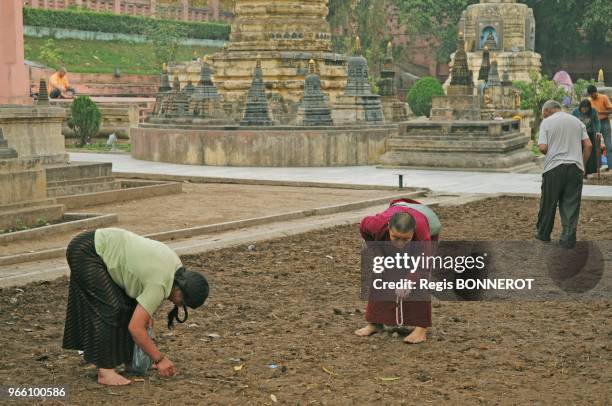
[47,180,122,198]
[46,176,116,188]
[0,204,65,230]
[45,162,113,183]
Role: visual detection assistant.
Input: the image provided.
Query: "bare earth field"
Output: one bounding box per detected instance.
[0,183,390,256]
[1,197,610,405]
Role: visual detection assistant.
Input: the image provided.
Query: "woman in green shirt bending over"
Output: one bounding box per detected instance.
[62,228,209,386]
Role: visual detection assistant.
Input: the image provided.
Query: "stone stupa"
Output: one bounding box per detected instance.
[240,56,273,126]
[447,0,541,86]
[332,37,384,124]
[377,42,407,122]
[431,33,480,121]
[188,63,227,121]
[208,0,348,107]
[477,47,491,82]
[297,59,333,126]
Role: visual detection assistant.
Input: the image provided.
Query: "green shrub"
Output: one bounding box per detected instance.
[23,8,230,40]
[68,96,102,147]
[406,77,444,117]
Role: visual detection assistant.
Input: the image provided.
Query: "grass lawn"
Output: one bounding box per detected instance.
[24,37,220,75]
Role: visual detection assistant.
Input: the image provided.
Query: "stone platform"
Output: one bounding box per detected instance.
[131,123,393,167]
[0,105,68,164]
[380,119,536,171]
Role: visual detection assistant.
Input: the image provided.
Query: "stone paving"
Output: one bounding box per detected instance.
[70,152,612,198]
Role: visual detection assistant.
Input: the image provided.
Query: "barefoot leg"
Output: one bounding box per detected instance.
[404,327,427,344]
[98,368,132,386]
[354,323,383,337]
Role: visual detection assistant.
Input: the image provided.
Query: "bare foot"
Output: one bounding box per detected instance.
[98,368,132,386]
[404,327,427,344]
[354,323,382,337]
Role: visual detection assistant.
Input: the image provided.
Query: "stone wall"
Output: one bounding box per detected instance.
[131,125,395,166]
[0,158,47,206]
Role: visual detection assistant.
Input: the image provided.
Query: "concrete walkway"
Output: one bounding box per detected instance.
[70,152,612,198]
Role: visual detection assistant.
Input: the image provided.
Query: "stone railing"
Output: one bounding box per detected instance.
[22,0,232,22]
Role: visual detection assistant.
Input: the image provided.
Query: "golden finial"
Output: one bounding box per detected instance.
[387,41,393,53]
[256,54,262,69]
[459,31,464,39]
[162,62,167,73]
[484,45,489,51]
[308,59,316,74]
[355,36,361,54]
[491,53,497,62]
[598,69,604,83]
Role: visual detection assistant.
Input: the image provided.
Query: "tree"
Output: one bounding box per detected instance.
[68,96,102,147]
[406,76,444,117]
[328,0,391,76]
[393,0,477,63]
[513,70,567,136]
[146,22,187,67]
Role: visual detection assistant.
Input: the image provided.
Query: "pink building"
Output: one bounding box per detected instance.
[22,0,233,23]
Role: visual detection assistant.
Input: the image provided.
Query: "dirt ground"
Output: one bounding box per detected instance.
[0,183,392,256]
[1,197,610,405]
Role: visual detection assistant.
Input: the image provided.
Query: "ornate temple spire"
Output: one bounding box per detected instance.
[478,46,491,81]
[486,53,501,87]
[449,32,473,87]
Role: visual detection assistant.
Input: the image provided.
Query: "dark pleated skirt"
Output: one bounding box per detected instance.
[62,230,137,369]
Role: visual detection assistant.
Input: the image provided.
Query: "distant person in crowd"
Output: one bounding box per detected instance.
[572,99,601,176]
[355,198,441,344]
[62,228,209,386]
[536,100,592,249]
[49,67,75,99]
[588,85,612,170]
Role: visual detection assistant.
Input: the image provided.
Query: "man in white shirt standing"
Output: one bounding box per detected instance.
[536,100,593,248]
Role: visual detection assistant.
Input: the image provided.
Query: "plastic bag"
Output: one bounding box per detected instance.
[131,327,153,375]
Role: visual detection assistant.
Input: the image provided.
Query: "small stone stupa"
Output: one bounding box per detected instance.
[153,64,173,115]
[240,56,273,126]
[482,54,521,112]
[486,54,502,87]
[332,37,384,124]
[183,80,196,97]
[188,63,226,120]
[36,79,50,106]
[159,76,189,117]
[0,128,18,159]
[478,47,491,82]
[377,42,407,122]
[448,33,473,95]
[430,32,480,120]
[159,63,172,92]
[297,59,333,126]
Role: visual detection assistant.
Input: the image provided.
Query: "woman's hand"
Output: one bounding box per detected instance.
[154,357,177,377]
